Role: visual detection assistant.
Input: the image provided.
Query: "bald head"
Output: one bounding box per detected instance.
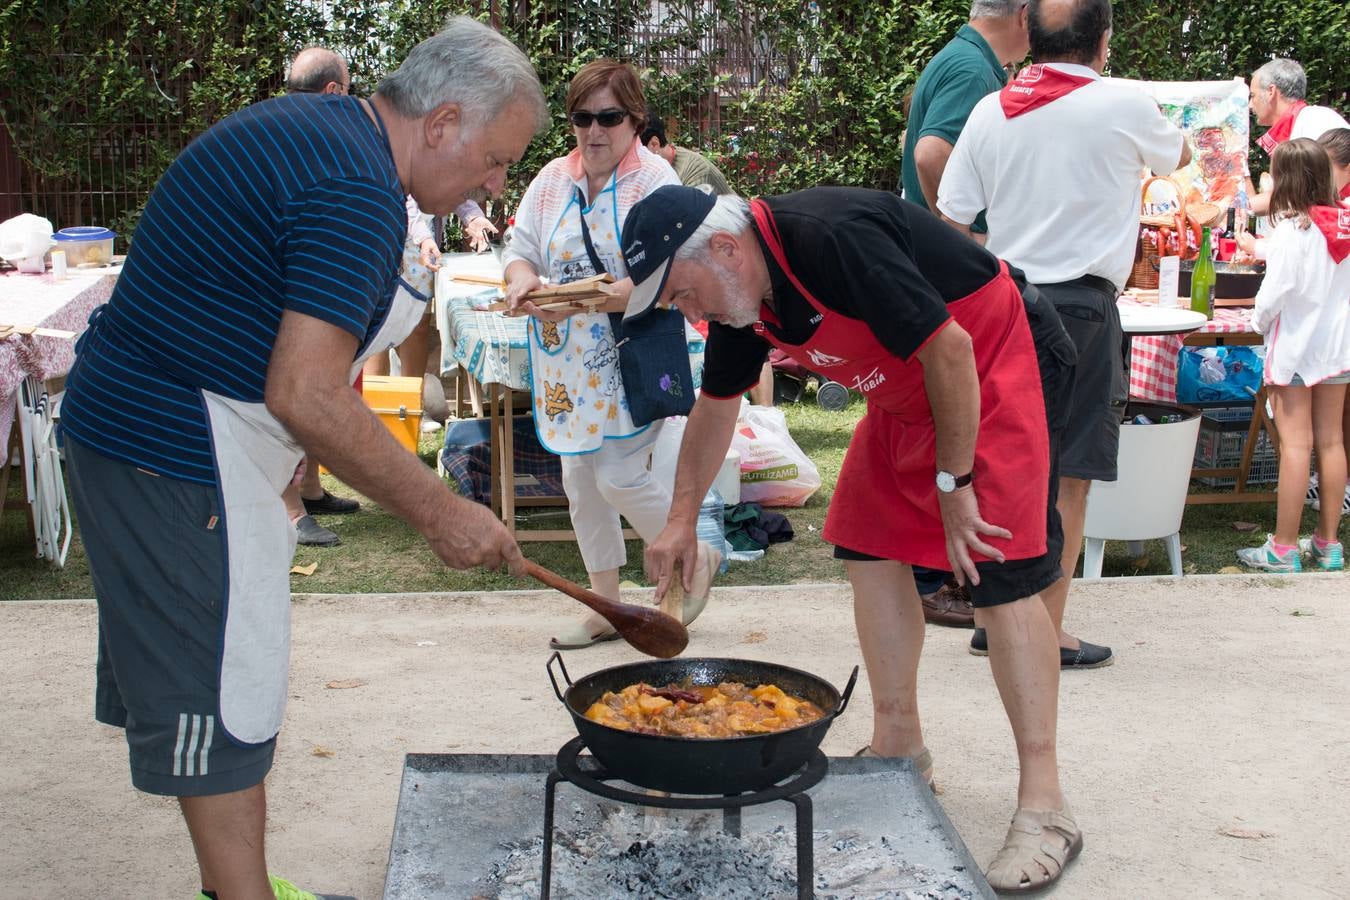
[287,47,350,95]
[1028,0,1111,67]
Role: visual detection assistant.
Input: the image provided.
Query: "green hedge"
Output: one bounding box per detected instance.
[1,0,1345,242]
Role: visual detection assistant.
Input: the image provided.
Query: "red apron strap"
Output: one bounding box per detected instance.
[750,198,835,320]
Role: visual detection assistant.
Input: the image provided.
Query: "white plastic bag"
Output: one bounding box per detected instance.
[729,405,820,507]
[0,213,53,272]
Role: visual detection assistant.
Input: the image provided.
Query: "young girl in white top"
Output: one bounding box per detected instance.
[1237,138,1350,572]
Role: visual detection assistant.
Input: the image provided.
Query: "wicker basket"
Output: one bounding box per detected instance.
[1130,177,1184,290]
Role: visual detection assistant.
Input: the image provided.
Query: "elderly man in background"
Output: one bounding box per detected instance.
[901,0,1030,629]
[285,46,351,95]
[630,184,1083,894]
[278,47,363,548]
[938,0,1190,669]
[60,18,545,900]
[1246,58,1349,216]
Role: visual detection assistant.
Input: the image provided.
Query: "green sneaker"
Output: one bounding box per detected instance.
[1236,536,1302,573]
[269,875,355,900]
[1299,537,1345,571]
[195,875,353,900]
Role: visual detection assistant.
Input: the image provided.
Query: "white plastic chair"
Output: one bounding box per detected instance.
[17,376,72,567]
[1081,410,1201,579]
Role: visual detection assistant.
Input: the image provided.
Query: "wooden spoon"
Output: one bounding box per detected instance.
[524,560,688,659]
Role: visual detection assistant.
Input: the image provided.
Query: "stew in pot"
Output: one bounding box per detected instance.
[584,681,826,738]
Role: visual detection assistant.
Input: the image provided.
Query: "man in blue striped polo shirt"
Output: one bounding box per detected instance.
[60,18,545,900]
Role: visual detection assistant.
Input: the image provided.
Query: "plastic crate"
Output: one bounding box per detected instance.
[1192,405,1278,487]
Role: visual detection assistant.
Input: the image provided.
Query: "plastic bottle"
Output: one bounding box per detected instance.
[696,488,730,574]
[1189,227,1216,319]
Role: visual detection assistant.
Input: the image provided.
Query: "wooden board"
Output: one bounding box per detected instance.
[0,324,77,340]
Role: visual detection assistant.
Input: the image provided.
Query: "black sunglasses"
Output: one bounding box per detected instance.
[569,108,628,129]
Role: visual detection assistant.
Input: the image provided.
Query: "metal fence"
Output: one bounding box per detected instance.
[0,0,812,242]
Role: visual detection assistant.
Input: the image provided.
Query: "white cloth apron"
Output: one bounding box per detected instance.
[206,280,425,744]
[528,175,645,455]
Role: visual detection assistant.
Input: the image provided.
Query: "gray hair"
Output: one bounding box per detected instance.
[376,16,548,132]
[674,194,753,263]
[1254,58,1307,101]
[971,0,1026,17]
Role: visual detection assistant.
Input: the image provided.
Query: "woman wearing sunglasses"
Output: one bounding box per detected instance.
[503,59,720,649]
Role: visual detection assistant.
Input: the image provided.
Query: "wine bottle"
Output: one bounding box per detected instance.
[1189,227,1216,319]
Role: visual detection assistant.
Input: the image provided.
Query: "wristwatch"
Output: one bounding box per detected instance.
[935,470,973,493]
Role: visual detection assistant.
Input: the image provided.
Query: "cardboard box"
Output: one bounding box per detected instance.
[362,375,424,453]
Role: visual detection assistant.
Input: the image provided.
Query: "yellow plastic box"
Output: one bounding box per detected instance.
[361,375,424,453]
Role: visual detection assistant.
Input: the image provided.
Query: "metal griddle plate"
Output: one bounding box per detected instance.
[383,752,995,899]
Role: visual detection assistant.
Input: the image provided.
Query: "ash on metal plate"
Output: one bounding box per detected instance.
[471,807,976,900]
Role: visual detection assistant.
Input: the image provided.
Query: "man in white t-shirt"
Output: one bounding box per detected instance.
[1246,58,1350,216]
[937,0,1189,675]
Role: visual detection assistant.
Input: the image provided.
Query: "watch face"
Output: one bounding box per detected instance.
[936,471,956,493]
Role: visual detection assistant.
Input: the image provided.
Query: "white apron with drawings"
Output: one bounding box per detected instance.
[528,174,645,455]
[203,278,426,745]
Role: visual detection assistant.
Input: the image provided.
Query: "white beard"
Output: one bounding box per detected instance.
[712,265,761,329]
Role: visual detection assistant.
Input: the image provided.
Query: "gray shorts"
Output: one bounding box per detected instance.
[1289,372,1350,386]
[1036,276,1127,481]
[65,438,275,797]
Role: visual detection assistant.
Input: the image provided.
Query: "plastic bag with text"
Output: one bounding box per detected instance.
[729,406,820,507]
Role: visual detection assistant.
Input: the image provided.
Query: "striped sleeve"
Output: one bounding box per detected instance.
[283,177,405,338]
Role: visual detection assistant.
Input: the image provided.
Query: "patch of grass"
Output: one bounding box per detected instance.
[2,396,1341,601]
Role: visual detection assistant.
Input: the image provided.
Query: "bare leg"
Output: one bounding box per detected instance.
[1270,385,1313,547]
[282,483,305,523]
[748,361,774,406]
[1041,476,1089,651]
[1312,383,1348,540]
[978,595,1064,810]
[575,568,622,638]
[180,784,272,900]
[362,350,391,377]
[395,315,433,381]
[299,454,324,502]
[845,560,927,763]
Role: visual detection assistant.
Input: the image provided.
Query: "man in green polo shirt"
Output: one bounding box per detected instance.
[901,1,1028,629]
[642,107,734,196]
[901,0,1030,227]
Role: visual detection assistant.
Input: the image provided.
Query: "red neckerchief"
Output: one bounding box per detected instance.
[1310,205,1350,263]
[1257,100,1308,155]
[999,64,1095,118]
[1339,181,1350,203]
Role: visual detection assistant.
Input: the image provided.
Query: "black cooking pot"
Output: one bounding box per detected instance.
[1176,259,1265,299]
[548,652,858,795]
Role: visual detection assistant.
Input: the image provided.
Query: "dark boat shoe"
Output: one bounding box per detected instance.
[969,629,1115,669]
[302,489,361,515]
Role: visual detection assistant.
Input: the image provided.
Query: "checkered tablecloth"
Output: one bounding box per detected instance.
[1,268,118,450]
[1120,297,1257,402]
[434,254,705,393]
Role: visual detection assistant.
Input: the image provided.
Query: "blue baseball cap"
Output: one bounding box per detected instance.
[620,184,717,321]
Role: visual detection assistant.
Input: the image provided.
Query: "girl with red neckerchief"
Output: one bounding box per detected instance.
[1236,138,1350,574]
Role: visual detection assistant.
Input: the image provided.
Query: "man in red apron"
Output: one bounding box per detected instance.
[625,185,1083,894]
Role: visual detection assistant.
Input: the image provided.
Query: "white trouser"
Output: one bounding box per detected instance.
[561,422,672,573]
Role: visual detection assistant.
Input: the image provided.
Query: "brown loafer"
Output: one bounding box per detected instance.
[921,581,975,629]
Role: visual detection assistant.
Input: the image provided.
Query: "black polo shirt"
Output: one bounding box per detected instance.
[701,187,1003,398]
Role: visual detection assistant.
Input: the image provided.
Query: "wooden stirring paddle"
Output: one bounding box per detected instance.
[524,560,688,659]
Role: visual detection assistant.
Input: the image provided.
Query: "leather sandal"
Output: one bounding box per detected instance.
[853,744,935,791]
[985,803,1083,895]
[681,541,722,627]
